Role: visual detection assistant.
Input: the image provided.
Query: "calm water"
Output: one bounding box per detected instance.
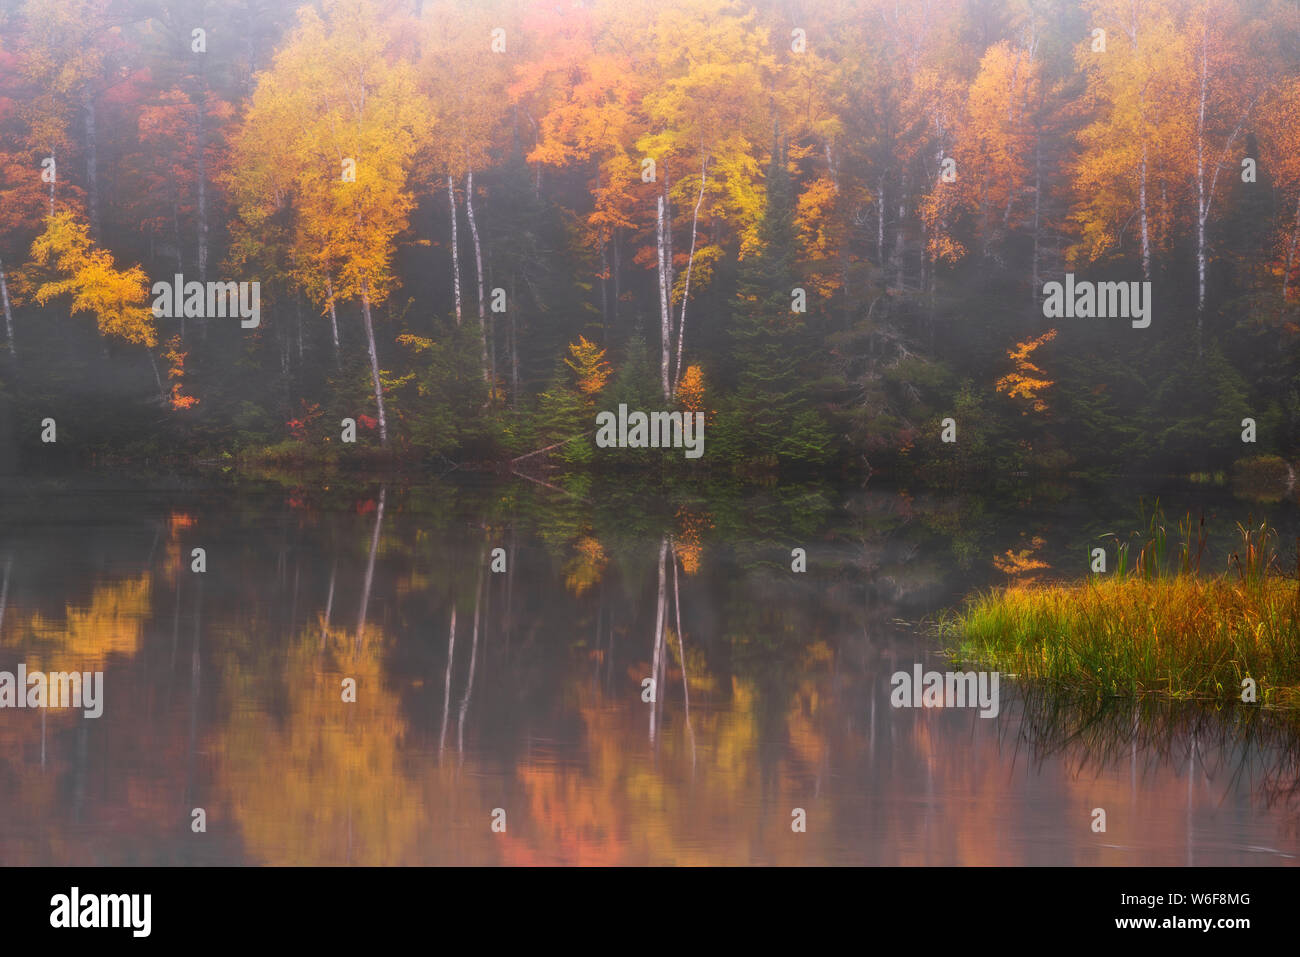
[1,474,1298,865]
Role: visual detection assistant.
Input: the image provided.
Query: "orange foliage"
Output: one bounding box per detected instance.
[564,535,608,596]
[994,329,1057,414]
[676,363,706,413]
[163,334,198,410]
[673,505,713,576]
[993,536,1050,581]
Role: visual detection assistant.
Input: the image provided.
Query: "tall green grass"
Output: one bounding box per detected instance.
[944,504,1300,708]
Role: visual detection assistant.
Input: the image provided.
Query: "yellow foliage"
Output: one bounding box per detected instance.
[214,620,431,865]
[22,573,153,671]
[226,0,421,308]
[30,212,156,347]
[564,335,612,398]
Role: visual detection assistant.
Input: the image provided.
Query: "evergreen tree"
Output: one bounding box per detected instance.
[718,139,833,470]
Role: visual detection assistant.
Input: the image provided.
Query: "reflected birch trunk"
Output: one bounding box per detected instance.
[439,606,457,757]
[458,549,485,756]
[650,537,667,743]
[320,560,336,670]
[671,541,694,768]
[356,486,386,654]
[185,578,202,808]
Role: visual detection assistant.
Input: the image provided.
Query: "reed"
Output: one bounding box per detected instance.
[943,507,1300,708]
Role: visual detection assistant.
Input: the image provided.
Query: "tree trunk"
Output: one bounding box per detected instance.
[1283,193,1300,300]
[673,155,707,397]
[0,258,15,357]
[877,175,886,265]
[0,555,10,635]
[1031,132,1042,309]
[895,171,907,291]
[83,88,99,238]
[359,278,389,446]
[172,193,183,272]
[448,175,462,325]
[613,229,622,324]
[1139,143,1151,282]
[326,278,341,368]
[1194,18,1212,355]
[465,170,491,390]
[509,274,520,408]
[149,351,166,404]
[195,90,209,285]
[656,193,671,402]
[649,537,667,742]
[599,237,609,327]
[663,176,674,312]
[597,165,609,327]
[278,304,290,406]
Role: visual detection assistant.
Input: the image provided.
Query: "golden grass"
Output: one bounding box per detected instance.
[945,567,1300,707]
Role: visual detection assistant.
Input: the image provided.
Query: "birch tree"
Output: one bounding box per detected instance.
[229,0,422,446]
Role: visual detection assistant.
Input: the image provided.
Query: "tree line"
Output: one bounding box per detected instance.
[1,0,1298,477]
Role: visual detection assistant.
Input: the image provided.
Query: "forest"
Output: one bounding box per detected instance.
[0,0,1298,481]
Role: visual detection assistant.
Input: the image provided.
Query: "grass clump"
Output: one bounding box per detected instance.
[944,504,1300,708]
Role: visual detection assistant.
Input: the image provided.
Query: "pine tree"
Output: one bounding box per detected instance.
[721,139,832,469]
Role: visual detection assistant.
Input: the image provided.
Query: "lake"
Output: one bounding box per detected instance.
[1,472,1297,865]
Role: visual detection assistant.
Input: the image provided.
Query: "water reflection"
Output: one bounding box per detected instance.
[0,477,1297,865]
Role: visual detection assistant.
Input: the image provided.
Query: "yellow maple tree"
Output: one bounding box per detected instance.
[29,212,155,347]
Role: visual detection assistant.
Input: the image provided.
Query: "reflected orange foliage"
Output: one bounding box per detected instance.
[673,505,712,576]
[564,535,607,596]
[993,535,1050,581]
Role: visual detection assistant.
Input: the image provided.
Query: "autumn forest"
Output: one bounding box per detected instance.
[7,0,1300,879]
[1,0,1298,479]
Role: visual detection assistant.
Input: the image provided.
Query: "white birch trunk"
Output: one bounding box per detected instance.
[448,175,462,325]
[656,193,671,402]
[465,169,491,389]
[0,258,15,357]
[673,155,707,397]
[325,278,340,368]
[359,278,389,446]
[83,88,99,238]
